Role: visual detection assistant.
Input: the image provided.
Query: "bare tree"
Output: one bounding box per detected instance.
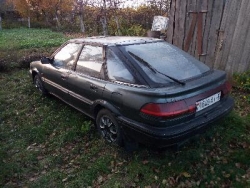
[0,16,2,30]
[147,0,170,15]
[101,0,108,36]
[0,0,8,30]
[107,0,124,35]
[95,0,124,36]
[73,0,88,33]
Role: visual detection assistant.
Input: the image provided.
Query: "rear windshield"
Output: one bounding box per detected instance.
[124,42,210,84]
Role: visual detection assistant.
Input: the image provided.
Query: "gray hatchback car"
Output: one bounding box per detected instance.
[30,36,234,148]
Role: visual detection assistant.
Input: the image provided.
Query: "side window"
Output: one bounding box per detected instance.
[107,49,136,84]
[53,43,82,69]
[76,45,104,78]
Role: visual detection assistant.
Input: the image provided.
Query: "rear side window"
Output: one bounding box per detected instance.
[53,43,82,69]
[76,45,104,78]
[106,49,136,84]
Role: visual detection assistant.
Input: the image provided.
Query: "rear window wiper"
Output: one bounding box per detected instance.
[128,51,185,85]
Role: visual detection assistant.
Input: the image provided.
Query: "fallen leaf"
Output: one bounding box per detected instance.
[168,177,175,185]
[153,168,160,173]
[111,161,115,168]
[182,172,191,178]
[235,163,241,168]
[162,179,167,185]
[29,177,36,182]
[97,176,103,184]
[224,174,230,178]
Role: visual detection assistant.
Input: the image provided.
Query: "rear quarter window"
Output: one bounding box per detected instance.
[106,49,136,84]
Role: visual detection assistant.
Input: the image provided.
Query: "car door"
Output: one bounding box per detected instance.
[67,45,107,116]
[42,43,83,102]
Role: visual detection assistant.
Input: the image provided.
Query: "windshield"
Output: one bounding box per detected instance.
[124,42,210,84]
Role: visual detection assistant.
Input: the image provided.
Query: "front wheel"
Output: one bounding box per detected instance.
[34,74,47,95]
[96,109,123,146]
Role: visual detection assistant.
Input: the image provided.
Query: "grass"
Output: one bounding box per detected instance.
[0,28,68,71]
[0,28,66,51]
[0,28,250,187]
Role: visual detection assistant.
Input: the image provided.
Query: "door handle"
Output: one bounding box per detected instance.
[61,74,68,80]
[90,84,98,90]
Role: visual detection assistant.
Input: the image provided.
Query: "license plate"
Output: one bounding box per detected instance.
[196,92,221,112]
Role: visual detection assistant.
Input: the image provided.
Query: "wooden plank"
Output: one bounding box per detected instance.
[204,0,224,68]
[188,0,198,57]
[184,13,197,51]
[213,0,232,69]
[197,12,203,55]
[234,1,250,73]
[199,0,208,60]
[215,0,242,70]
[166,0,176,43]
[173,0,187,49]
[238,21,250,73]
[226,0,250,75]
[184,0,197,57]
[199,0,212,62]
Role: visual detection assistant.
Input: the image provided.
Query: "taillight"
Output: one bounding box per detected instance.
[140,100,196,118]
[222,81,232,96]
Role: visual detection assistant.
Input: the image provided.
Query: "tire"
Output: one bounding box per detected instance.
[96,109,123,146]
[34,74,47,95]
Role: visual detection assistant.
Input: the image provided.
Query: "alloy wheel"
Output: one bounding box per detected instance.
[99,115,118,143]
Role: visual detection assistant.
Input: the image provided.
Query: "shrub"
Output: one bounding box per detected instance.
[121,24,146,36]
[233,70,250,92]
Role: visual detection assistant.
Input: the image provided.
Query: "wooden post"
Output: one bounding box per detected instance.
[28,17,30,28]
[0,16,2,30]
[115,16,121,35]
[102,0,108,36]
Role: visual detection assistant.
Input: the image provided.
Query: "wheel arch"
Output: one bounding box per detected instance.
[92,100,121,119]
[31,68,40,81]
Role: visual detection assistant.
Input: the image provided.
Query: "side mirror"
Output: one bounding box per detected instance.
[41,57,52,64]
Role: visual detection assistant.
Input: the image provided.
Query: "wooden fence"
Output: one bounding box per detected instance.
[166,0,250,76]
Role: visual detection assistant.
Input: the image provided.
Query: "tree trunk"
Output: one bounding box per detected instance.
[55,13,61,29]
[28,17,30,28]
[102,0,108,36]
[115,16,121,35]
[79,2,85,33]
[0,16,2,30]
[79,14,85,33]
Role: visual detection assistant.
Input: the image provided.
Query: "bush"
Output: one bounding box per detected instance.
[233,70,250,92]
[121,24,146,36]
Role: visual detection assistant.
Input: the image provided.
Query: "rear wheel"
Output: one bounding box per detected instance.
[96,109,123,146]
[34,74,47,95]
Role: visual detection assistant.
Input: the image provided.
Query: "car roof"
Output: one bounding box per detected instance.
[68,36,163,46]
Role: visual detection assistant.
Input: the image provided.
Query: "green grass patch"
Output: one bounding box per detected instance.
[0,28,68,71]
[0,28,67,51]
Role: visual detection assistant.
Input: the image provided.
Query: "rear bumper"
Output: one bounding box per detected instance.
[117,96,234,148]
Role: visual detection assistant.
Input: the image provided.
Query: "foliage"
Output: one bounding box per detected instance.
[233,70,250,92]
[121,24,146,36]
[7,0,72,28]
[3,0,170,34]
